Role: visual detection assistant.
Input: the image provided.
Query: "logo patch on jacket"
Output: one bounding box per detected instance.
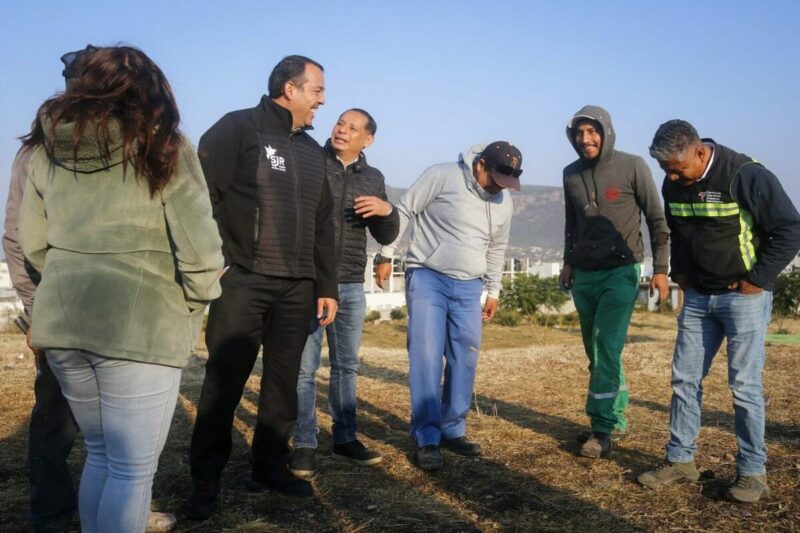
[265,145,286,172]
[604,187,621,201]
[699,191,722,203]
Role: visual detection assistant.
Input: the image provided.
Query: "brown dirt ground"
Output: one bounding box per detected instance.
[0,311,798,532]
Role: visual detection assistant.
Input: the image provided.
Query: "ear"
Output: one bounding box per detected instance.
[283,80,297,101]
[362,134,374,150]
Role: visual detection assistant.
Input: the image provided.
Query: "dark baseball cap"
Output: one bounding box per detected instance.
[480,141,523,191]
[60,45,99,80]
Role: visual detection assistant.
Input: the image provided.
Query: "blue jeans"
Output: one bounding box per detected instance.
[46,349,181,533]
[294,282,366,447]
[666,288,772,476]
[406,268,483,447]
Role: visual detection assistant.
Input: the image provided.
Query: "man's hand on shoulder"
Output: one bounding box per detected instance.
[317,298,338,326]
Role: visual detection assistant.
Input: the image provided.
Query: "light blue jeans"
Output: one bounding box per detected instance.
[46,349,181,533]
[406,267,483,448]
[666,289,772,476]
[294,283,367,447]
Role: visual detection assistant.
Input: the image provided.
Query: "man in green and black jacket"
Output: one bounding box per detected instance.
[638,119,800,503]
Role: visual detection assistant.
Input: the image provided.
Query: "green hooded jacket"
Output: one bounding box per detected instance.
[19,122,224,367]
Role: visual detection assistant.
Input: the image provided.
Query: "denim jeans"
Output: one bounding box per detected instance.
[294,282,366,447]
[46,349,181,533]
[666,288,772,476]
[406,267,483,447]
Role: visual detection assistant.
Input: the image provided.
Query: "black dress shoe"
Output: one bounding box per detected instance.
[441,436,482,457]
[246,467,313,497]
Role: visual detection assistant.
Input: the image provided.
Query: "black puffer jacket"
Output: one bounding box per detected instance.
[324,140,399,283]
[198,97,337,298]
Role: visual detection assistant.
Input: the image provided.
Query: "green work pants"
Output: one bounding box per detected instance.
[572,263,640,433]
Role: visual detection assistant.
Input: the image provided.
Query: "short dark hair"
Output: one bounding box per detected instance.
[344,108,377,135]
[649,119,700,162]
[268,55,324,99]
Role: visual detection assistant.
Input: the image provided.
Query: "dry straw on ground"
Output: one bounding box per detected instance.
[0,312,798,531]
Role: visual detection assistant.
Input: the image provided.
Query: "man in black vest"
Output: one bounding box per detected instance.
[290,108,399,478]
[638,119,800,503]
[186,55,338,520]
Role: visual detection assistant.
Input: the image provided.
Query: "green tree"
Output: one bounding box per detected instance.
[773,268,800,333]
[500,274,569,327]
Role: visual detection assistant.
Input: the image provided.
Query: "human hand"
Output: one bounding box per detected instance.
[559,264,573,291]
[729,278,763,294]
[482,297,499,322]
[354,196,392,218]
[650,273,669,304]
[317,298,338,326]
[375,262,392,289]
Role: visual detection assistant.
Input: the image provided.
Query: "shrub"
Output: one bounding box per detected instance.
[364,310,381,323]
[494,308,521,327]
[773,268,800,332]
[389,306,407,320]
[500,274,569,326]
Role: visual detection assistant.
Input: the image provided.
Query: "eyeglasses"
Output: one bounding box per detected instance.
[496,164,523,178]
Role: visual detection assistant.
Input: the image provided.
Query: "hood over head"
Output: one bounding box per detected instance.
[458,143,491,199]
[566,105,616,163]
[43,115,126,173]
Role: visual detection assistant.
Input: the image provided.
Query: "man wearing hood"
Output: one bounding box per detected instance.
[290,108,399,479]
[375,142,521,470]
[560,105,669,459]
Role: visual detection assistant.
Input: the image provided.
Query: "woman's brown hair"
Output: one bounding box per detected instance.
[23,46,183,195]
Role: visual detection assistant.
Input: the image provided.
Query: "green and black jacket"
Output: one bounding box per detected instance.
[662,140,800,293]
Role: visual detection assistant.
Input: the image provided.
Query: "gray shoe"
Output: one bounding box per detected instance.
[146,511,177,532]
[579,432,612,458]
[637,460,701,489]
[727,474,769,503]
[290,447,316,479]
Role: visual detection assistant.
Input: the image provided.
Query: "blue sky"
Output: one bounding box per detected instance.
[1,1,798,210]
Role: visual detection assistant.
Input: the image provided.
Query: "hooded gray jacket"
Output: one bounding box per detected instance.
[563,105,668,273]
[379,144,512,298]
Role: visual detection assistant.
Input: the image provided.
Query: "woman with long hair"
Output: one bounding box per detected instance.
[19,46,224,532]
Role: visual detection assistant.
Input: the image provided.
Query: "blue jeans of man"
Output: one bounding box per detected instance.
[666,288,772,476]
[295,282,366,447]
[406,267,483,448]
[46,349,181,533]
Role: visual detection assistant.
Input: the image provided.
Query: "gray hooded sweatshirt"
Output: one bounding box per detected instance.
[563,105,669,273]
[379,144,512,298]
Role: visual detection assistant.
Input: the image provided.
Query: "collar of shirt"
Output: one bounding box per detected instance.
[698,142,716,182]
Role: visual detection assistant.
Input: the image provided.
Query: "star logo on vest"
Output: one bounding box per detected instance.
[264,145,286,172]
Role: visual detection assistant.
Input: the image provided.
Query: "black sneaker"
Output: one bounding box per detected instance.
[577,428,626,443]
[579,432,612,459]
[290,447,316,479]
[184,478,220,520]
[441,436,482,457]
[414,445,444,471]
[332,439,383,466]
[246,467,313,498]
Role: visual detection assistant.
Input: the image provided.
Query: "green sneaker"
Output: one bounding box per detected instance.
[727,474,769,503]
[637,460,701,489]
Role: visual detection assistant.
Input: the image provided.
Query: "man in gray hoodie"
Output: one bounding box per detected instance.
[560,105,669,459]
[375,142,521,470]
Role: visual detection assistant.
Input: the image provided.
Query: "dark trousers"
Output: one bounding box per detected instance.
[29,350,78,532]
[190,267,315,480]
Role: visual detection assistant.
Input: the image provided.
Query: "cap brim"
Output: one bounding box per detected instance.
[491,170,520,191]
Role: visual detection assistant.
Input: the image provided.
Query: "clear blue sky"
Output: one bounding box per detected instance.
[2,1,798,209]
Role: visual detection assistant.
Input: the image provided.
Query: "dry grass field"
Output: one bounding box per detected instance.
[1,310,799,532]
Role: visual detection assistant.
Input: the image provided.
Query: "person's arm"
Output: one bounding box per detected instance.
[359,176,400,245]
[484,201,511,301]
[197,113,240,265]
[162,143,225,310]
[662,179,689,289]
[633,158,670,301]
[314,174,339,324]
[560,173,575,290]
[2,146,38,317]
[19,159,49,276]
[734,163,800,289]
[378,165,444,259]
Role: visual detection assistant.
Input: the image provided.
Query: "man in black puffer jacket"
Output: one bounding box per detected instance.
[187,55,338,519]
[290,108,399,478]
